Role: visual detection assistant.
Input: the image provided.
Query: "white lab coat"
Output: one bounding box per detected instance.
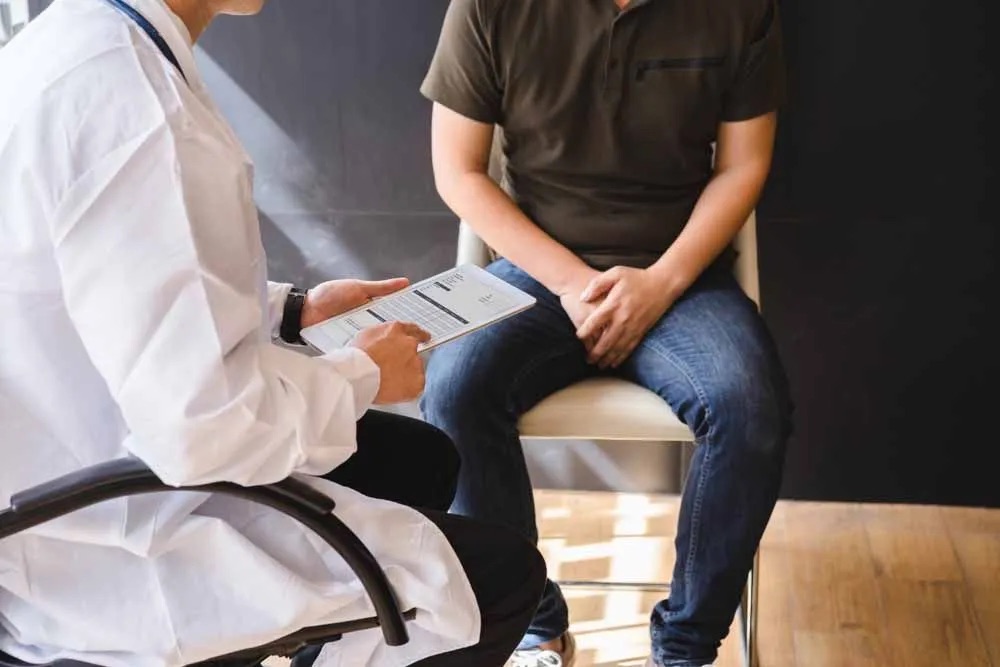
[0,1,480,665]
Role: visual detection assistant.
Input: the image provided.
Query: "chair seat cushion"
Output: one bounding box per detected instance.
[518,377,694,442]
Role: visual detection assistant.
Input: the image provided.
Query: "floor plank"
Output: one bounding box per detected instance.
[783,502,890,666]
[862,504,966,583]
[942,507,1000,666]
[879,580,992,667]
[754,504,797,667]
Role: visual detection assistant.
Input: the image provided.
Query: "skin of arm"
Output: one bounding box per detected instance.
[429,103,603,334]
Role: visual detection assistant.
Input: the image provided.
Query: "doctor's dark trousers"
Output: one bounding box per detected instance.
[288,410,546,667]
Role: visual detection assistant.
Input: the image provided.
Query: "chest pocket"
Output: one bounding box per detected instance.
[629,56,728,142]
[636,57,726,80]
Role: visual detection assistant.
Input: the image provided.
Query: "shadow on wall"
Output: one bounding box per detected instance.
[195,1,458,284]
[257,207,457,288]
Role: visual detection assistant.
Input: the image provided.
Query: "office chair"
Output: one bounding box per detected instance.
[0,458,415,666]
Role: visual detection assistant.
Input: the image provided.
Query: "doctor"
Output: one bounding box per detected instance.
[0,0,545,666]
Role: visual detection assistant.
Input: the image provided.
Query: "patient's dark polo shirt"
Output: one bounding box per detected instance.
[421,0,786,269]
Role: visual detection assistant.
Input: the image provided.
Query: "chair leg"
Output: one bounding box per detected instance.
[557,579,669,591]
[738,550,760,667]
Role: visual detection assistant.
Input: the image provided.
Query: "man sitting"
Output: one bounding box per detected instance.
[420,0,794,665]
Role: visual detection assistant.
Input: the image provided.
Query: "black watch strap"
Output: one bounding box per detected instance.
[280,287,308,344]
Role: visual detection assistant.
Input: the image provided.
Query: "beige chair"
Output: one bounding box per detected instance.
[456,206,762,667]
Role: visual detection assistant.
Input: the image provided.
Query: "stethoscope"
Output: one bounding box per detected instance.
[103,0,187,83]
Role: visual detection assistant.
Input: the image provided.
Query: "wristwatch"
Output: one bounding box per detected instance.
[280,287,308,345]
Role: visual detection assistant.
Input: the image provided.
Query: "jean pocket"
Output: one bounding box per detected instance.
[636,56,725,81]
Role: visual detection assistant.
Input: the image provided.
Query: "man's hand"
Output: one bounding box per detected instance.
[556,268,603,350]
[576,267,677,369]
[301,278,410,329]
[560,292,599,332]
[350,322,431,404]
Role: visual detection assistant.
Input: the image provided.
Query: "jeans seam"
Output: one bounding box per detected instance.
[683,435,714,596]
[634,337,717,598]
[504,343,585,417]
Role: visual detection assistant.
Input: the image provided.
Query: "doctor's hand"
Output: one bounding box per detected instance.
[350,322,431,404]
[301,277,410,328]
[576,267,676,369]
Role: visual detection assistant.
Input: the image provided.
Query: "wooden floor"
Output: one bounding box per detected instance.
[265,494,997,667]
[534,491,1000,667]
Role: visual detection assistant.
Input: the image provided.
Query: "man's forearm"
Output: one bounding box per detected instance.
[438,171,593,296]
[648,161,769,300]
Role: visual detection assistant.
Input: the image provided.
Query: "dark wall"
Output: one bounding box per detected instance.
[758,0,997,505]
[30,0,993,505]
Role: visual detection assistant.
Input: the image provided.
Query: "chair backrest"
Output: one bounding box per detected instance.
[733,211,760,307]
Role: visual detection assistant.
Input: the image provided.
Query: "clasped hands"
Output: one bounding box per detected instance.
[561,266,676,370]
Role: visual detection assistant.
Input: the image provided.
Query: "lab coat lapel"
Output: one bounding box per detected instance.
[126,0,199,90]
[122,0,248,158]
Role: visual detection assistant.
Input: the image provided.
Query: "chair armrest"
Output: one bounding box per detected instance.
[7,458,336,518]
[0,458,410,646]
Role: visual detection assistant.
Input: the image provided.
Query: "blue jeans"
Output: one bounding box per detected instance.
[421,259,792,667]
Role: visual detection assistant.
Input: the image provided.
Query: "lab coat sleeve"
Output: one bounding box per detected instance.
[48,120,381,487]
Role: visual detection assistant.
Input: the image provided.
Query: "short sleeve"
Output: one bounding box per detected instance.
[420,0,503,124]
[722,0,787,122]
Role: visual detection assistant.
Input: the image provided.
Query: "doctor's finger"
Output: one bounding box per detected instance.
[392,322,432,343]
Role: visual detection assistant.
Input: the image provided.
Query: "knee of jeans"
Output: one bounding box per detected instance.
[701,371,792,457]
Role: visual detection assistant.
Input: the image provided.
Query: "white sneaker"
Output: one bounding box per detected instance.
[508,632,576,667]
[507,648,563,667]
